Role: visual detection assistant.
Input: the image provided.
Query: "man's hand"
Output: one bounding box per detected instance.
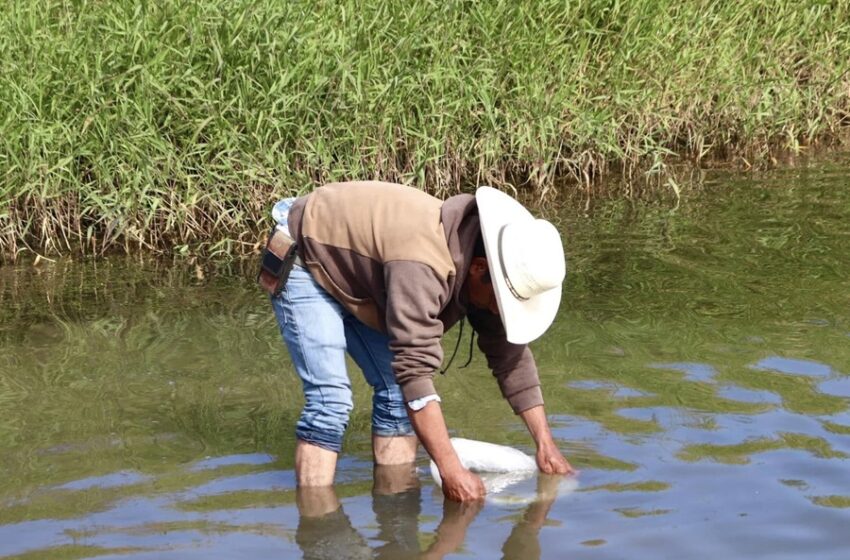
[519,404,577,475]
[536,442,575,475]
[440,465,486,502]
[406,399,486,502]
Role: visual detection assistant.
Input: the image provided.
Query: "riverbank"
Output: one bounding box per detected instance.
[2,0,849,261]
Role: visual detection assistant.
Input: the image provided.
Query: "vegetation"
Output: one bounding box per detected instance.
[2,0,849,260]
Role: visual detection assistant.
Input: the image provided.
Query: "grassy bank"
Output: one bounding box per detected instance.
[2,0,849,260]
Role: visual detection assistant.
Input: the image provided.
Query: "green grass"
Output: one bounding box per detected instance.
[1,0,849,260]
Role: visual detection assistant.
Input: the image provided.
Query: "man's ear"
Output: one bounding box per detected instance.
[470,256,489,275]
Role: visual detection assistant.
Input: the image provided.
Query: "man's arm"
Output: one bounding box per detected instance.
[519,404,575,475]
[382,262,486,502]
[407,399,486,502]
[468,309,575,475]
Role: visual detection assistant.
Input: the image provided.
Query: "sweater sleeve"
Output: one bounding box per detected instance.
[467,308,544,413]
[383,261,450,402]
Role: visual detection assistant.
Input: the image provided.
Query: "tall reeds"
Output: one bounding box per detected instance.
[1,0,849,260]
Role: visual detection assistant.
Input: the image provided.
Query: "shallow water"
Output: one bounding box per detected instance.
[1,156,849,559]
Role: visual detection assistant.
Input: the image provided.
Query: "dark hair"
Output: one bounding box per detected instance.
[473,234,487,258]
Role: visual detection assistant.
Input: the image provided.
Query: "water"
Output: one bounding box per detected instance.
[1,155,849,559]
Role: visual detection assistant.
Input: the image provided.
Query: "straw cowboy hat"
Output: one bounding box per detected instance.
[475,187,566,344]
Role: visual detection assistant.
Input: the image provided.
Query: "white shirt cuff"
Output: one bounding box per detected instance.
[407,394,441,411]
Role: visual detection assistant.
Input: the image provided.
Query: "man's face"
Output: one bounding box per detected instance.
[466,257,500,315]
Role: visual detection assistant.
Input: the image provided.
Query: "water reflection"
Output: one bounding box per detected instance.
[0,458,570,559]
[498,476,561,560]
[422,476,563,560]
[295,465,563,560]
[295,465,419,560]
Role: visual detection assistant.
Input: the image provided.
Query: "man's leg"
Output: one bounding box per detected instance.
[344,317,418,465]
[295,485,372,560]
[373,463,420,495]
[296,484,341,518]
[371,434,418,465]
[271,266,353,486]
[372,464,422,557]
[295,440,339,487]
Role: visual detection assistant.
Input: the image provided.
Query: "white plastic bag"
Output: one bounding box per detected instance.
[429,438,537,494]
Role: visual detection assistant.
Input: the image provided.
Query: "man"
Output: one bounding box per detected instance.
[265,181,573,502]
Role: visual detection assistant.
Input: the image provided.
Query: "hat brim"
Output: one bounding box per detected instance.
[475,187,563,345]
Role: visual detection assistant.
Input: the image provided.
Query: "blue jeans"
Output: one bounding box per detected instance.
[270,256,414,454]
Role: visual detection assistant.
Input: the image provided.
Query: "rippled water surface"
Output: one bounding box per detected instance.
[2,157,849,559]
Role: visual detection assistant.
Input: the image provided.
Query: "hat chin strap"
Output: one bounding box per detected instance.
[498,225,529,301]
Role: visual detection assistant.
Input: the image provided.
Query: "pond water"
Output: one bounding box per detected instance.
[1,155,849,559]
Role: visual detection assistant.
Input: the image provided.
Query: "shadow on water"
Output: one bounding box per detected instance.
[2,153,850,558]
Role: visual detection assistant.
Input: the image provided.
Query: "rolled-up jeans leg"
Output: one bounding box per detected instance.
[271,266,353,455]
[344,316,416,464]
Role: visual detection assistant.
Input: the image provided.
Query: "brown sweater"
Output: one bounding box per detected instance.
[287,181,543,413]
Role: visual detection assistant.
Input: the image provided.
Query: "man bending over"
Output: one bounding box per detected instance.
[263,181,573,502]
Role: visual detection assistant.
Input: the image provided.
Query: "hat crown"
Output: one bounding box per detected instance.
[475,186,565,344]
[500,219,565,300]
